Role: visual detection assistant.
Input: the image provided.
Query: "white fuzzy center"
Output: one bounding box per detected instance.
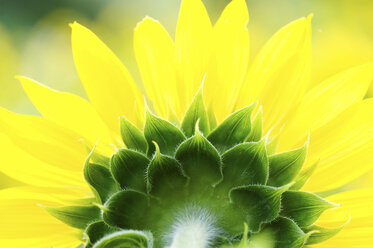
[166,206,218,248]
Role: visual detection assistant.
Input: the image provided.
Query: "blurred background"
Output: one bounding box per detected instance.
[0,0,372,188]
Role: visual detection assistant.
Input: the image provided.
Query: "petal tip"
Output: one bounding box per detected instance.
[135,16,159,30]
[68,21,79,29]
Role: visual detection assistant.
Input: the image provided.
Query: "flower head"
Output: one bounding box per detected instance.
[0,0,373,247]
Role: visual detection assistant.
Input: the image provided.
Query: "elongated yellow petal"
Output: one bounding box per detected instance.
[313,189,373,247]
[0,107,86,171]
[134,17,179,118]
[0,185,90,203]
[71,22,144,132]
[0,235,81,248]
[279,62,373,151]
[175,0,212,114]
[304,99,373,192]
[204,0,250,121]
[236,16,312,134]
[0,134,85,187]
[18,76,114,154]
[0,187,79,239]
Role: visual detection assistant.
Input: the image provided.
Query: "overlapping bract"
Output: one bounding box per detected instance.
[44,91,342,248]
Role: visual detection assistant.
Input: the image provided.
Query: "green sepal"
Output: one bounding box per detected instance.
[167,104,180,127]
[290,161,319,190]
[220,141,268,190]
[82,140,110,168]
[69,197,96,206]
[267,142,308,187]
[92,230,152,248]
[281,190,339,227]
[146,142,188,198]
[208,104,218,131]
[85,221,120,248]
[249,217,306,248]
[302,223,346,245]
[110,149,150,192]
[42,205,101,229]
[181,86,209,137]
[144,109,186,156]
[229,183,292,232]
[266,135,279,155]
[120,116,148,154]
[290,231,316,248]
[103,189,149,229]
[245,106,262,142]
[175,128,222,188]
[207,102,256,153]
[84,161,118,203]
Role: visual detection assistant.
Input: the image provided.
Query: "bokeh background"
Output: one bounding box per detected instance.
[0,0,372,188]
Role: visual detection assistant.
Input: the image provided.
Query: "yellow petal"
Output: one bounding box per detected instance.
[303,99,373,192]
[204,0,250,121]
[134,17,179,118]
[71,22,144,132]
[0,107,86,171]
[18,76,114,154]
[278,62,373,151]
[0,186,90,207]
[0,187,79,239]
[0,235,82,248]
[175,0,212,114]
[313,189,373,247]
[0,133,85,188]
[236,15,312,134]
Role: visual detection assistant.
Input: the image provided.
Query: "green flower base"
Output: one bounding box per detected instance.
[44,89,342,248]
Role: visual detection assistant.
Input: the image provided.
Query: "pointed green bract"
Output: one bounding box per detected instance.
[111,149,149,192]
[103,190,149,229]
[85,221,120,248]
[207,104,218,131]
[175,129,222,189]
[181,87,209,137]
[267,142,308,187]
[266,135,279,155]
[207,102,256,152]
[147,145,188,198]
[144,109,186,156]
[120,116,148,153]
[84,163,118,203]
[92,230,151,248]
[290,161,319,190]
[167,105,181,127]
[302,224,345,245]
[281,191,338,227]
[43,205,101,229]
[82,140,111,167]
[246,106,262,142]
[84,146,118,203]
[229,184,292,232]
[220,141,268,189]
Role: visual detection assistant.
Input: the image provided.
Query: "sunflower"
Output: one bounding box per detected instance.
[1,0,373,247]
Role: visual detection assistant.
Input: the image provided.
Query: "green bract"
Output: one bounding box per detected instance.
[44,91,343,248]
